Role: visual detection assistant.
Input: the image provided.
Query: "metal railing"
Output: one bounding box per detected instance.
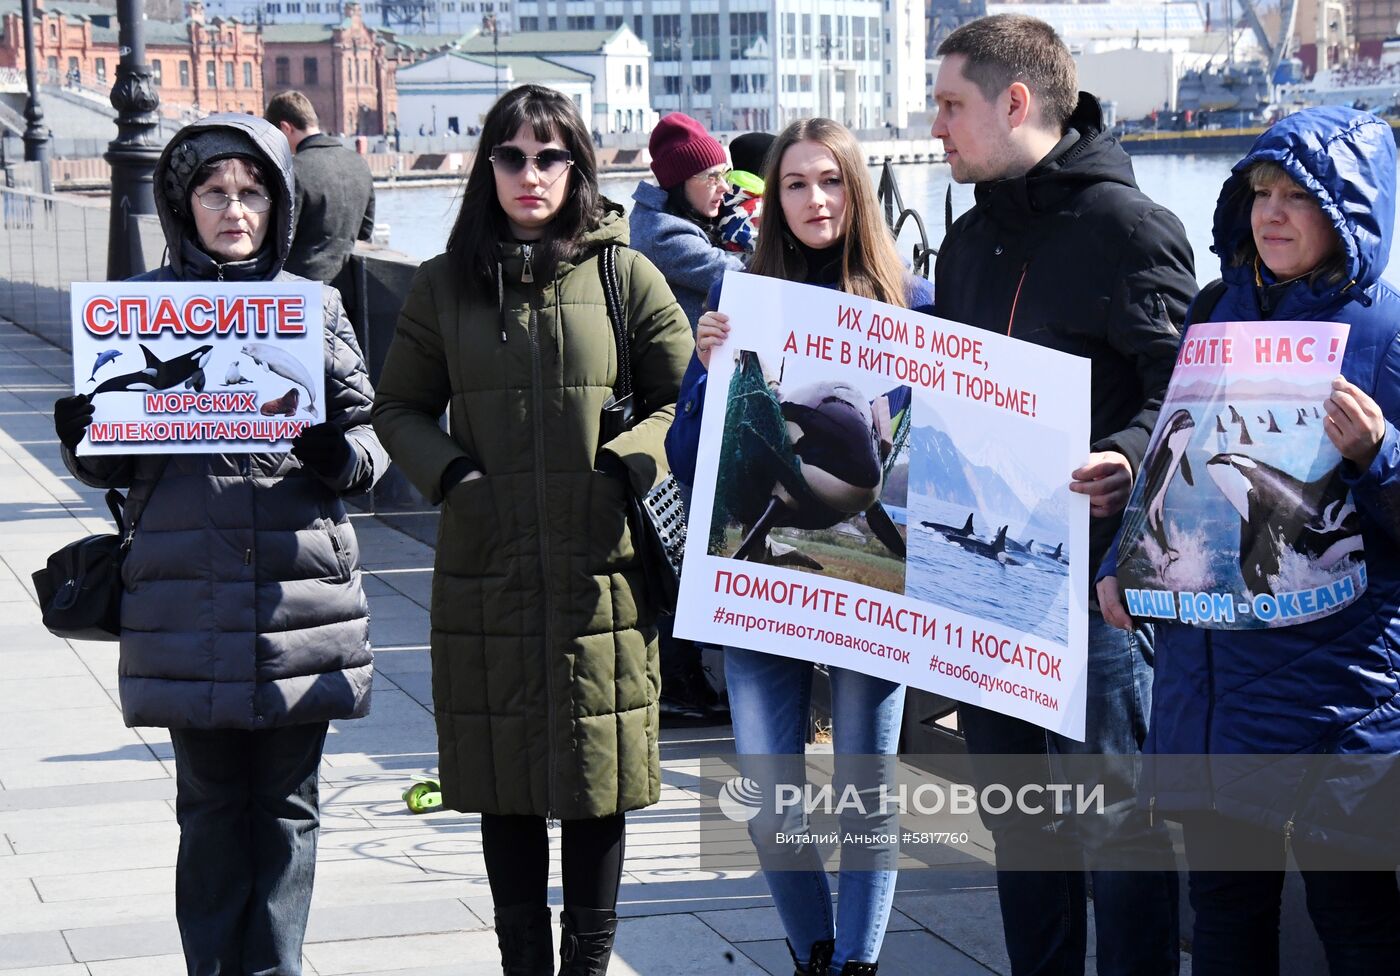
[0,184,163,350]
[876,157,935,279]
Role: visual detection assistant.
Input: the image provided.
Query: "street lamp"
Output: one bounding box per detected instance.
[105,0,162,279]
[483,13,501,98]
[19,0,50,163]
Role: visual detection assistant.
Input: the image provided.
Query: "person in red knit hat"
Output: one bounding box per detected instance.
[629,112,746,726]
[630,113,745,329]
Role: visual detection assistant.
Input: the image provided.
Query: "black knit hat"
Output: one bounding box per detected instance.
[730,131,776,176]
[160,127,270,218]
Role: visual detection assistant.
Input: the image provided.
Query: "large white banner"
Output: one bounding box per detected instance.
[675,273,1093,739]
[70,281,325,455]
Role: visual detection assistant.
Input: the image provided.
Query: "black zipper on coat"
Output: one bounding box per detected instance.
[526,281,559,824]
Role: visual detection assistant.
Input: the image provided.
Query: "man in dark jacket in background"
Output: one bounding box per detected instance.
[265,90,375,291]
[931,14,1196,976]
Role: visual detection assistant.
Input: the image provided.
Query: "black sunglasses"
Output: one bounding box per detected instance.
[488,146,575,176]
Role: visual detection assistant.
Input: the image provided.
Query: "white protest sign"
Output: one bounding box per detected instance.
[674,272,1092,739]
[70,281,325,455]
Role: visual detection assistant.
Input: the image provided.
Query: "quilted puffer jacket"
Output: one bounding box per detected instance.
[62,114,387,730]
[372,206,693,819]
[1103,107,1400,855]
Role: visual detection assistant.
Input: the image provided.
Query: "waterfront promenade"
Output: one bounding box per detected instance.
[0,316,1120,975]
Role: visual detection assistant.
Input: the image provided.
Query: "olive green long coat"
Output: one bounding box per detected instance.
[372,209,693,819]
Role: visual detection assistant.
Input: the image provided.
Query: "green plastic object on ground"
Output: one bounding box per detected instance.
[402,779,443,814]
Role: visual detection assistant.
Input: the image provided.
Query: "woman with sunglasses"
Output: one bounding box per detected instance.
[372,85,692,976]
[665,117,931,976]
[629,112,747,330]
[51,114,386,974]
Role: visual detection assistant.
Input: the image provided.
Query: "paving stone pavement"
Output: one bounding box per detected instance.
[0,319,1192,974]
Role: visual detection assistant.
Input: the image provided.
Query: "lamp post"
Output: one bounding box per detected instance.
[483,13,500,98]
[105,0,162,279]
[20,0,50,163]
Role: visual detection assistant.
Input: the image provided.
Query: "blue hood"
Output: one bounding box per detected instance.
[1212,107,1395,309]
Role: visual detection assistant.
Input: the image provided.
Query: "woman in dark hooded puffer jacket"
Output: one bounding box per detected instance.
[1100,106,1400,975]
[51,114,386,975]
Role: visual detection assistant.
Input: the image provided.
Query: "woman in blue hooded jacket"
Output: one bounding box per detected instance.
[1099,106,1400,974]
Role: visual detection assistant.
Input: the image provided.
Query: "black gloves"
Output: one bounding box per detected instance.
[291,422,353,479]
[54,394,94,452]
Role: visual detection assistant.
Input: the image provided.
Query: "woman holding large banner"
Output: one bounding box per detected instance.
[50,115,386,973]
[372,86,692,974]
[1099,106,1400,973]
[667,117,931,976]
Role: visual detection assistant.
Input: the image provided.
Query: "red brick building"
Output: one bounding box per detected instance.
[263,2,405,136]
[0,0,262,116]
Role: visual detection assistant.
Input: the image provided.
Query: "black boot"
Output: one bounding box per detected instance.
[787,938,835,976]
[837,963,878,975]
[558,906,617,975]
[494,904,554,976]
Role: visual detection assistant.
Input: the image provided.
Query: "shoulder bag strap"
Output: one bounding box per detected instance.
[598,244,633,405]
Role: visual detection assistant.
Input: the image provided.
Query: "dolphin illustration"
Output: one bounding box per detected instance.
[222,359,255,386]
[1206,454,1364,596]
[90,344,213,397]
[920,512,975,538]
[241,343,318,417]
[1121,408,1196,563]
[87,349,122,382]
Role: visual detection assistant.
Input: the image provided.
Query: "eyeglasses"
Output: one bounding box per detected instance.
[195,189,273,214]
[489,146,575,179]
[689,168,733,189]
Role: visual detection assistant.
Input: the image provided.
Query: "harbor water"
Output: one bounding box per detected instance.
[372,154,1400,286]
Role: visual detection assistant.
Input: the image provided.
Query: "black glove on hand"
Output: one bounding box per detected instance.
[291,422,353,479]
[54,394,94,452]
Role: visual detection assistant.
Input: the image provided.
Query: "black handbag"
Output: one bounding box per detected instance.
[33,462,166,642]
[598,244,687,613]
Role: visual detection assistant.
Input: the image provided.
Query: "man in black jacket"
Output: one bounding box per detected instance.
[931,15,1194,976]
[265,90,375,289]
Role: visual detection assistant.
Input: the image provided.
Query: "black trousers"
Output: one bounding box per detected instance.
[1182,811,1400,976]
[480,812,627,912]
[170,722,328,976]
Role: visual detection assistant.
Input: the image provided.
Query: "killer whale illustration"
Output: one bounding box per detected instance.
[1215,415,1227,433]
[1228,405,1243,424]
[1044,542,1068,565]
[1236,415,1255,446]
[1120,408,1196,564]
[1296,408,1308,427]
[87,349,122,382]
[1206,453,1364,596]
[950,524,1010,562]
[90,344,213,397]
[1266,410,1281,433]
[920,512,975,538]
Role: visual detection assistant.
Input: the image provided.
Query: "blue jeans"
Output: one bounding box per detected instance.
[958,614,1179,976]
[726,645,906,970]
[170,722,328,976]
[1181,812,1400,976]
